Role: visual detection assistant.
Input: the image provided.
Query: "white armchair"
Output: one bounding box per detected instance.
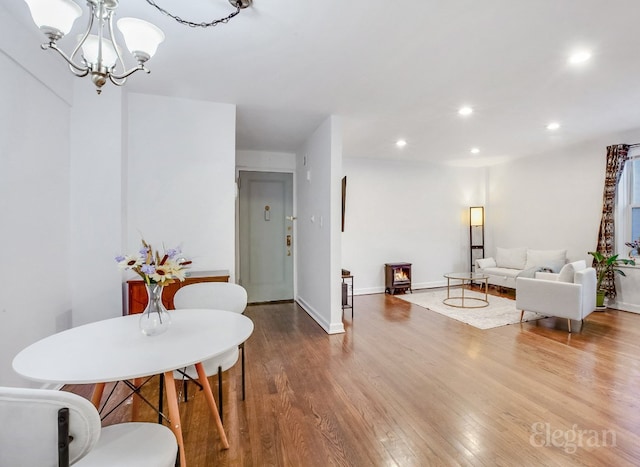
[0,386,177,467]
[515,260,597,333]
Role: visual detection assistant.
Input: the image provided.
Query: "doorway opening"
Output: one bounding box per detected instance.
[238,171,294,303]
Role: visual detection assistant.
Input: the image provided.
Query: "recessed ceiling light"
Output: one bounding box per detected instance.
[458,106,473,116]
[546,122,560,131]
[396,139,407,148]
[568,50,592,65]
[470,147,480,154]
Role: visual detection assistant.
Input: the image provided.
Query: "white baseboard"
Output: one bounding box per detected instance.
[607,300,640,314]
[295,297,345,334]
[413,280,448,290]
[354,280,447,296]
[354,286,385,295]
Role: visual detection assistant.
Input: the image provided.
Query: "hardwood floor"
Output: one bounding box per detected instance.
[66,289,640,466]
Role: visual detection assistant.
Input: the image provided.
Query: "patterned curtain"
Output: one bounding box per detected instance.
[595,144,630,298]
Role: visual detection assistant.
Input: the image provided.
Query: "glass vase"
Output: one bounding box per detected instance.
[139,282,171,336]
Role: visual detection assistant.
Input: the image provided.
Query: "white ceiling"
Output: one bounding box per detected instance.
[11,0,640,165]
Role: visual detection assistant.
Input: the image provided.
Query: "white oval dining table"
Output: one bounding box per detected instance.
[13,308,254,467]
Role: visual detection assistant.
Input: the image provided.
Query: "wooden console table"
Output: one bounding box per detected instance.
[125,270,230,315]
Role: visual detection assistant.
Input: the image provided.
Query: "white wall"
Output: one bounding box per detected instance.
[236,150,296,172]
[613,265,640,313]
[0,54,238,386]
[296,117,344,333]
[0,33,72,386]
[486,134,638,264]
[71,91,238,324]
[126,94,237,284]
[0,2,73,104]
[70,82,125,326]
[341,158,486,294]
[487,130,640,312]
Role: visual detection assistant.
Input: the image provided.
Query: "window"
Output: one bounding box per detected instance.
[616,148,640,254]
[631,160,640,241]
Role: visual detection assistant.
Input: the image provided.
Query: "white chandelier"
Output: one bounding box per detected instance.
[24,0,165,94]
[23,0,252,94]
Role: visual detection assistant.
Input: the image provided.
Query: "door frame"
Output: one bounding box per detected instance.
[235,166,297,301]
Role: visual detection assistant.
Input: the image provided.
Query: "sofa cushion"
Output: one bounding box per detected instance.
[535,271,559,281]
[557,263,575,283]
[495,247,527,270]
[482,267,522,279]
[476,257,497,269]
[570,260,587,272]
[516,267,540,279]
[524,249,567,273]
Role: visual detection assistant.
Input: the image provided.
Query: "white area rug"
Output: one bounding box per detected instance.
[396,289,546,330]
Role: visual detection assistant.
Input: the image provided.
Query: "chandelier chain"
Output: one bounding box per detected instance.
[144,0,241,28]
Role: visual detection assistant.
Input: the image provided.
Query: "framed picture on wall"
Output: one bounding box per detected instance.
[341,176,347,232]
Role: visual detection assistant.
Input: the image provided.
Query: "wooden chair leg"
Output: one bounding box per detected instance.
[519,310,524,322]
[568,319,572,333]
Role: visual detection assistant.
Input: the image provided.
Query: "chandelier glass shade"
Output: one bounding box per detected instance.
[23,0,165,94]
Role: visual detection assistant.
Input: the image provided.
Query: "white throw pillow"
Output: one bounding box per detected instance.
[570,260,587,272]
[495,247,527,270]
[524,249,567,273]
[557,263,575,283]
[476,257,497,269]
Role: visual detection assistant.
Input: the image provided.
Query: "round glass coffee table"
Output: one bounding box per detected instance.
[443,272,489,308]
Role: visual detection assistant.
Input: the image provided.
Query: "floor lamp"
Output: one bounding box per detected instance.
[470,206,485,272]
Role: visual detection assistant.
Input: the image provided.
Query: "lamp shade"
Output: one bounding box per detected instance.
[81,35,119,68]
[470,207,484,226]
[117,18,165,60]
[24,0,82,35]
[24,0,82,34]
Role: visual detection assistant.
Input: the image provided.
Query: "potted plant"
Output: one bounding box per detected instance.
[588,251,635,308]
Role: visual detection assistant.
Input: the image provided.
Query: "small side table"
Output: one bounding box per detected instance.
[443,272,489,308]
[342,274,354,318]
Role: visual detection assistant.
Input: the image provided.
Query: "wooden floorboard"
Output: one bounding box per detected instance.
[65,288,640,466]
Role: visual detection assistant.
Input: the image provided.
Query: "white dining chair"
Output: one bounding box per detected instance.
[171,281,248,422]
[0,386,177,467]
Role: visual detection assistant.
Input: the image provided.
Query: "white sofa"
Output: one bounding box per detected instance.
[475,247,568,290]
[516,260,597,332]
